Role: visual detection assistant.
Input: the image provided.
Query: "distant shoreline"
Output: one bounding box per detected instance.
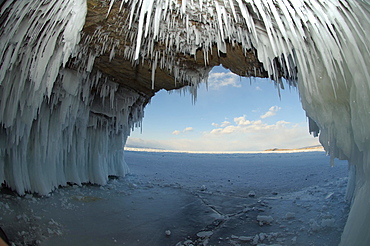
[124,145,324,154]
[264,145,324,152]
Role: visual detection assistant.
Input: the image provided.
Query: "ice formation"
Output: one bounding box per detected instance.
[1,0,370,244]
[0,0,146,195]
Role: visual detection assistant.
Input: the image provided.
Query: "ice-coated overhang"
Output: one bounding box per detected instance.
[81,0,294,97]
[1,1,370,245]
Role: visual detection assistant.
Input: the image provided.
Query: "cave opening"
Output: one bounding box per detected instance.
[127,65,320,152]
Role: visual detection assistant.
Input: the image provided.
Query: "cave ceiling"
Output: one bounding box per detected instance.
[80,0,269,98]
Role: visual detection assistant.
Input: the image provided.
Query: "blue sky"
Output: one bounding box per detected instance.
[127,66,320,151]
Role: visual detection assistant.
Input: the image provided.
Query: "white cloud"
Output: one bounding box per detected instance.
[220,121,231,127]
[197,116,319,151]
[212,121,230,127]
[183,127,194,133]
[208,71,241,89]
[260,106,281,119]
[256,86,262,91]
[209,116,276,136]
[234,116,251,126]
[172,127,194,135]
[197,116,315,149]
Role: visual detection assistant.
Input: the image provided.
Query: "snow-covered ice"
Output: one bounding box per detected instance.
[0,150,348,245]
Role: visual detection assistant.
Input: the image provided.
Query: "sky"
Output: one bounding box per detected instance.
[127,66,320,151]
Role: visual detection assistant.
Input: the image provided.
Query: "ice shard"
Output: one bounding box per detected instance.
[1,0,370,244]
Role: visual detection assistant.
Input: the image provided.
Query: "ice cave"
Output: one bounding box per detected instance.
[0,0,370,245]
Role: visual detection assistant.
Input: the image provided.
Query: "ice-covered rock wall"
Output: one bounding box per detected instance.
[1,0,370,244]
[0,1,146,195]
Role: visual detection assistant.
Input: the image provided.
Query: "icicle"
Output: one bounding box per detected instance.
[109,45,116,61]
[214,1,225,40]
[107,0,115,18]
[86,52,96,72]
[228,0,238,22]
[182,0,187,15]
[151,51,159,90]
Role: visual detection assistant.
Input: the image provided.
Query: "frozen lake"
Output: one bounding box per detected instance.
[1,150,349,245]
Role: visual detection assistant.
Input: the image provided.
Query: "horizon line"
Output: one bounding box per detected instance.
[124,145,324,154]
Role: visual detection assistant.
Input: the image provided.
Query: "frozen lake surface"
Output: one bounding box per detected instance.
[1,150,349,245]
